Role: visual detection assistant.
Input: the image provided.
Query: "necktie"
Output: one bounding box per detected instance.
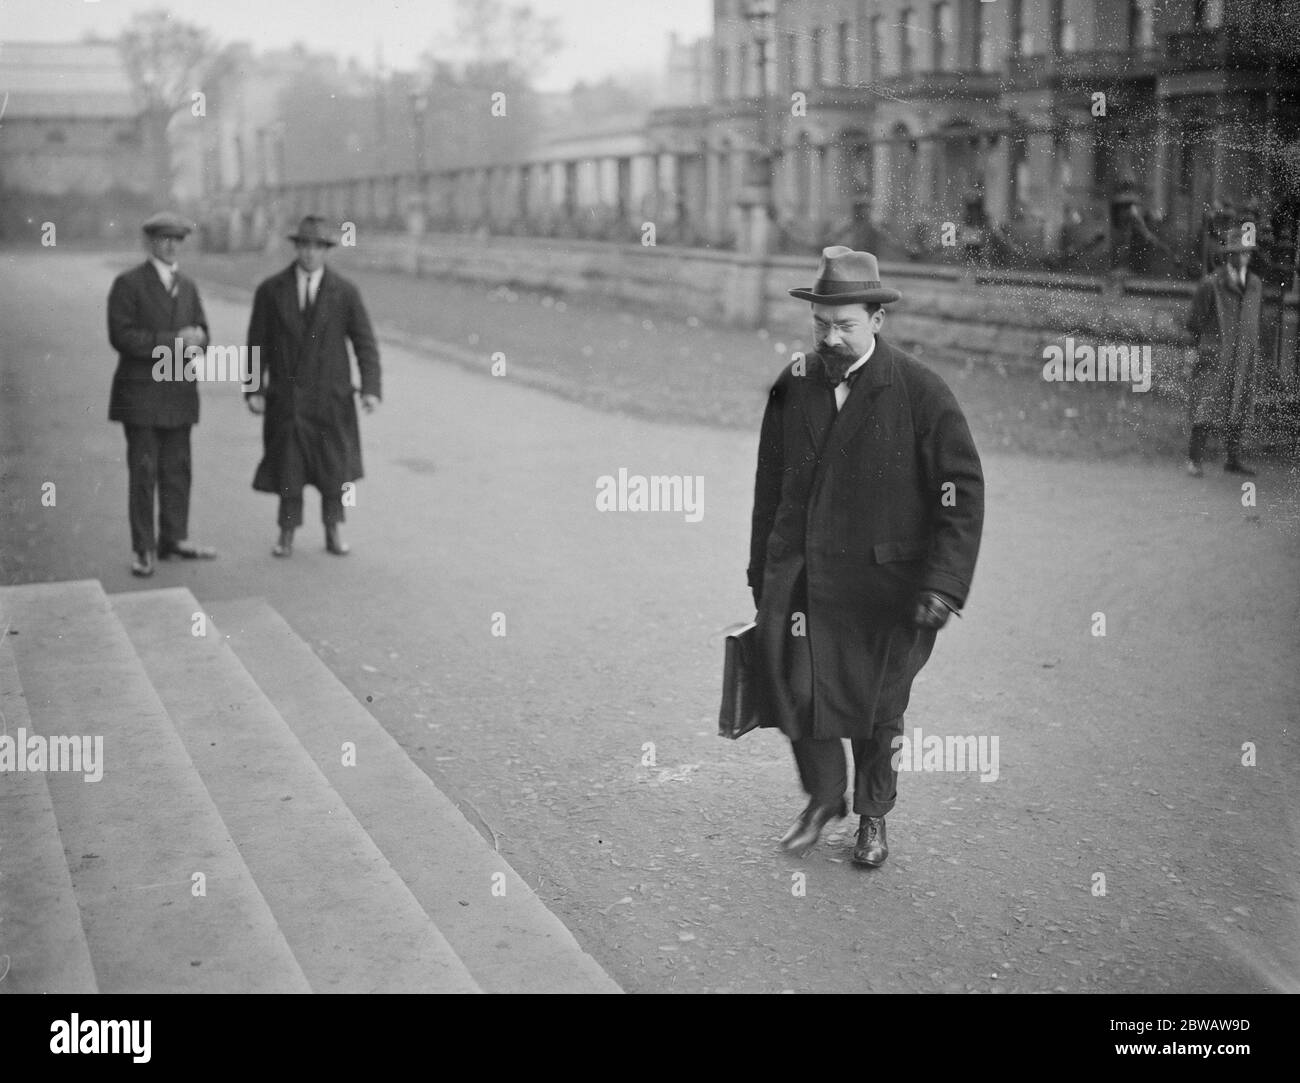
[835,368,861,411]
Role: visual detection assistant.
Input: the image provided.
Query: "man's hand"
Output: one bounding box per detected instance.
[361,393,380,415]
[911,591,958,630]
[178,325,207,350]
[246,393,266,415]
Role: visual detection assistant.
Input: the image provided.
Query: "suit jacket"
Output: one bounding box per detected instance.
[107,261,209,427]
[246,263,381,492]
[748,335,984,740]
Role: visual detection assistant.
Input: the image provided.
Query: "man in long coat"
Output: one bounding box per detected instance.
[108,211,218,577]
[246,215,381,556]
[1185,227,1261,477]
[748,247,984,866]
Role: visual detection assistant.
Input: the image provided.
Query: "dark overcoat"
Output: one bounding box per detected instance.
[107,261,209,427]
[1185,265,1260,431]
[748,336,984,741]
[246,264,381,493]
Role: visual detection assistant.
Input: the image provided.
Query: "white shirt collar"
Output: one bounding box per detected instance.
[296,264,323,285]
[845,336,876,377]
[149,256,177,285]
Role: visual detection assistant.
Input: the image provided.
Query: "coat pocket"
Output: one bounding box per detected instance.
[872,541,927,564]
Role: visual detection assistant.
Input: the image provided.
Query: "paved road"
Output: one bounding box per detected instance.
[3,248,1298,993]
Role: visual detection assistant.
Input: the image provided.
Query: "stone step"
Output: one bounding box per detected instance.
[111,588,480,994]
[208,597,620,994]
[0,581,309,993]
[0,630,97,994]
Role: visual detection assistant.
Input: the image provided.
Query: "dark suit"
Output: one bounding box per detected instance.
[245,264,381,527]
[748,335,984,813]
[107,260,209,554]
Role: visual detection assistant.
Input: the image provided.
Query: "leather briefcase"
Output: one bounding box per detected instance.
[718,621,762,739]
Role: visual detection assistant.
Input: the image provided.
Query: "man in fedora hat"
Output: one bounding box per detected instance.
[748,246,984,866]
[246,215,381,556]
[107,210,218,576]
[1185,226,1261,477]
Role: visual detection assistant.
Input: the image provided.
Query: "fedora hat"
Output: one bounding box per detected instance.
[789,246,901,305]
[1219,227,1255,254]
[142,211,195,238]
[287,215,338,246]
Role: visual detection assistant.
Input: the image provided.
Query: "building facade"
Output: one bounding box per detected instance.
[0,42,156,239]
[647,0,1298,268]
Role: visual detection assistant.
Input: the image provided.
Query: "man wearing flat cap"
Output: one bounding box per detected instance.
[748,246,984,866]
[1184,226,1261,477]
[107,211,217,576]
[246,215,381,556]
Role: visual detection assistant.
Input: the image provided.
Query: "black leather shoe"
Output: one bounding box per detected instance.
[324,523,350,556]
[1224,460,1256,476]
[272,528,294,557]
[159,541,217,560]
[782,797,847,856]
[852,816,888,867]
[130,550,155,577]
[779,801,816,848]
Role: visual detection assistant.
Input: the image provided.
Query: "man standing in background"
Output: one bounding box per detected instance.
[107,211,217,577]
[1185,227,1262,477]
[246,215,381,557]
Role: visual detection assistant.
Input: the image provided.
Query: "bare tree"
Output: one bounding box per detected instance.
[118,9,216,202]
[448,0,563,81]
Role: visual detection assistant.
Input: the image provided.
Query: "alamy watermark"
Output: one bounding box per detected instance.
[595,468,704,522]
[1041,338,1152,393]
[0,728,103,782]
[152,341,262,392]
[891,726,999,782]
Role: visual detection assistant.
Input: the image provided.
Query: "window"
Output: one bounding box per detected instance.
[838,20,852,83]
[785,30,798,89]
[869,15,884,77]
[1129,0,1155,48]
[934,3,954,71]
[812,27,824,85]
[978,1,997,70]
[900,8,914,76]
[1199,0,1224,29]
[1011,0,1034,57]
[1058,0,1079,53]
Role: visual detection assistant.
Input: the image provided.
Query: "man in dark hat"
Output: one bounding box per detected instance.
[245,215,381,556]
[1185,227,1261,477]
[107,211,218,576]
[748,246,984,866]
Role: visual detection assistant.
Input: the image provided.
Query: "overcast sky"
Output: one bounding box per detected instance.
[0,0,713,91]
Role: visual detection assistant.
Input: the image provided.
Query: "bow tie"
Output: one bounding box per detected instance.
[823,363,862,390]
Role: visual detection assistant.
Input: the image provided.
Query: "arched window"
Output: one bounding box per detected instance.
[933,2,954,71]
[1129,0,1155,48]
[1010,0,1028,58]
[1196,0,1224,29]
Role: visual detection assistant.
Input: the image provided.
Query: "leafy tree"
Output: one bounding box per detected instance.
[117,8,216,201]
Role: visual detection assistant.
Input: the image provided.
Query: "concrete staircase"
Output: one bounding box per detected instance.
[0,580,618,994]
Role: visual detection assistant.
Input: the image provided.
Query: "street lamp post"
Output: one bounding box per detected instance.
[408,90,430,236]
[739,0,777,257]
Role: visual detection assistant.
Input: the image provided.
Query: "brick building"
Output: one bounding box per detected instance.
[0,42,156,239]
[646,0,1298,266]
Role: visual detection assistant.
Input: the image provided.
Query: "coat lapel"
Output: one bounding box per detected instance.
[797,372,835,457]
[277,265,305,338]
[305,268,338,334]
[823,336,895,460]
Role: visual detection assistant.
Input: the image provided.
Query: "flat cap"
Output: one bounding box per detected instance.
[142,211,195,237]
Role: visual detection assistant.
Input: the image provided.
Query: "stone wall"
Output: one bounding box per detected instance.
[339,230,1297,392]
